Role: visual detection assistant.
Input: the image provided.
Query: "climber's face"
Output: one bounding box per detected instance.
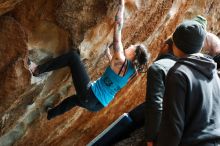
[125,45,136,60]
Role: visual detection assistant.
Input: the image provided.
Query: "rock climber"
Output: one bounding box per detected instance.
[29,0,150,120]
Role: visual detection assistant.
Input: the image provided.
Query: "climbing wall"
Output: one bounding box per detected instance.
[0,0,220,145]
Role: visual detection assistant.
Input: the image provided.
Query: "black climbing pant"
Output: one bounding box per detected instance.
[36,51,104,120]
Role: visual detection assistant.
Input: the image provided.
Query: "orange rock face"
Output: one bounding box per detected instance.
[0,0,22,15]
[0,16,30,132]
[0,0,220,146]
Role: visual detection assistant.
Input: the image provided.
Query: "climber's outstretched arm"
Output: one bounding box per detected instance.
[113,0,125,60]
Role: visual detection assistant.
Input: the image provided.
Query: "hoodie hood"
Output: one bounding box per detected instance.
[178,54,217,79]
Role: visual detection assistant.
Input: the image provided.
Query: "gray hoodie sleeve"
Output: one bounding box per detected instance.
[145,64,166,142]
[157,69,186,146]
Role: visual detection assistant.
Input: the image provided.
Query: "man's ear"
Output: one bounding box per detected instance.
[159,44,169,55]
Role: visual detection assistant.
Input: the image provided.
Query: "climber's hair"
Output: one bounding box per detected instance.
[134,44,150,72]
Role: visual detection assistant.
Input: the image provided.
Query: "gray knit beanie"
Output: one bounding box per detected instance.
[172,20,206,54]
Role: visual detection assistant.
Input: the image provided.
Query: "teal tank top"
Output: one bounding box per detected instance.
[91,60,136,107]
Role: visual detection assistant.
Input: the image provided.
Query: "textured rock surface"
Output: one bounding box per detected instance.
[0,16,30,140]
[0,0,22,15]
[0,0,219,146]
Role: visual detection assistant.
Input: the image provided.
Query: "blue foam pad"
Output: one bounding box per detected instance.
[87,113,133,146]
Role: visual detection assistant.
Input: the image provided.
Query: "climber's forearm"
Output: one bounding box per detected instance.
[113,0,125,55]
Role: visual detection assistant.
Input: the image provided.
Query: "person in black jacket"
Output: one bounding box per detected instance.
[157,19,220,146]
[145,38,177,146]
[145,15,210,146]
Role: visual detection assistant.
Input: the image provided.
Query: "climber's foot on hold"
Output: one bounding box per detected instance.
[29,61,40,77]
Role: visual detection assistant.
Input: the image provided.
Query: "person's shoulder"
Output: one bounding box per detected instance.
[152,58,177,74]
[155,58,176,66]
[146,63,166,79]
[148,54,177,74]
[149,62,165,72]
[154,53,176,64]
